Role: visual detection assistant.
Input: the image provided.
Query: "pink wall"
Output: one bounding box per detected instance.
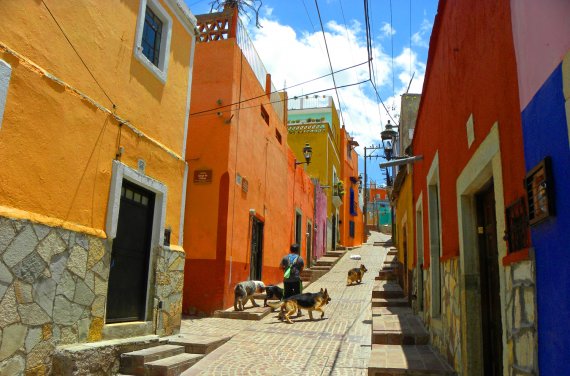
[511,0,570,110]
[314,182,328,261]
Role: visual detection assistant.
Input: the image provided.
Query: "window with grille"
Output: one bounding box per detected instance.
[505,198,530,253]
[142,7,163,66]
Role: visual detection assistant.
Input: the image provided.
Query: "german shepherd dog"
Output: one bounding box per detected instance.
[263,285,284,307]
[347,264,368,285]
[269,288,331,323]
[234,280,265,311]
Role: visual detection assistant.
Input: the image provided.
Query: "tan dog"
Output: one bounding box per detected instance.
[268,288,331,324]
[234,280,265,311]
[347,264,368,285]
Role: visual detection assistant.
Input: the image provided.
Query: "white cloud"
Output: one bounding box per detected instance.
[247,17,427,156]
[380,22,396,37]
[411,19,432,48]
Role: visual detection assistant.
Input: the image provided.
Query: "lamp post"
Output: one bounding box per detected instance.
[295,142,313,167]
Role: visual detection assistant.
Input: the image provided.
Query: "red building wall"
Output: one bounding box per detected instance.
[412,0,526,264]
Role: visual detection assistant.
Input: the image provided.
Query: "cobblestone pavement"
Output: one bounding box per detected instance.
[180,232,390,376]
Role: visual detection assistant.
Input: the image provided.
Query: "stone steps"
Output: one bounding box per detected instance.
[376,269,398,281]
[213,306,272,320]
[324,250,345,257]
[164,334,231,354]
[315,256,339,266]
[119,333,232,376]
[120,345,185,375]
[371,297,409,308]
[372,315,429,345]
[145,353,203,376]
[372,281,404,299]
[371,306,413,316]
[368,345,457,375]
[366,245,455,376]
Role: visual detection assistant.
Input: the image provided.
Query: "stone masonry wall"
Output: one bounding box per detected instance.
[153,245,184,337]
[0,216,110,375]
[0,216,185,375]
[505,260,537,375]
[421,259,462,374]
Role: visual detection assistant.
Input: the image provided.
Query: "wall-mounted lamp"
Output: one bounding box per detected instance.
[295,142,313,167]
[381,120,399,161]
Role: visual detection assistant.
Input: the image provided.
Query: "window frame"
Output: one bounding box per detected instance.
[134,0,173,83]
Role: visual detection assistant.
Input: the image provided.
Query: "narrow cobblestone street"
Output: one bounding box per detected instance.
[179,232,389,375]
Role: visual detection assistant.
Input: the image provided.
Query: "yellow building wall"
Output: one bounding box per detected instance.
[288,121,341,218]
[395,171,414,284]
[0,0,193,243]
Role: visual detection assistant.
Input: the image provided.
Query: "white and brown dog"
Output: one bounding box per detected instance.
[234,280,265,311]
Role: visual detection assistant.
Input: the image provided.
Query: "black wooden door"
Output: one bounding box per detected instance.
[476,183,503,376]
[106,181,155,323]
[250,218,264,281]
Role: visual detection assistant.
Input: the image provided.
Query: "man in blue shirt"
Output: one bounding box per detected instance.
[280,243,305,302]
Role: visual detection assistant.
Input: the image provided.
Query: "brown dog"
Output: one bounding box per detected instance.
[347,264,368,285]
[268,288,331,324]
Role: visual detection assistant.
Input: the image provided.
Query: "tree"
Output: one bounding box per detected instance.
[209,0,264,28]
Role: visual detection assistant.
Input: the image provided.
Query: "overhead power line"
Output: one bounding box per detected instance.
[190,60,370,116]
[314,0,346,127]
[191,79,371,119]
[42,0,116,109]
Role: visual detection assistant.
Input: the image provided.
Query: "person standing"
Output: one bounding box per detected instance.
[280,243,305,300]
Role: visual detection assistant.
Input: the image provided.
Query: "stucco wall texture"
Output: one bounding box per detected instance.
[183,38,314,314]
[0,0,193,245]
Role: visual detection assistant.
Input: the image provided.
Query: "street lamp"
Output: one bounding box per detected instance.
[381,120,398,161]
[295,142,313,167]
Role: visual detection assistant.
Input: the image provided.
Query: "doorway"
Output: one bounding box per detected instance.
[250,217,264,281]
[476,182,503,376]
[306,221,313,266]
[331,214,336,251]
[106,180,155,323]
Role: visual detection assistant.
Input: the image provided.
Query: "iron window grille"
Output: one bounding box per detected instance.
[526,156,555,226]
[504,198,530,253]
[142,6,163,66]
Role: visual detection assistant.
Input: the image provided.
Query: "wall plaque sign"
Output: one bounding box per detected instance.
[193,169,212,183]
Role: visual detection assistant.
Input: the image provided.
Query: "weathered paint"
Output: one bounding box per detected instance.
[0,0,194,244]
[183,25,314,314]
[511,2,570,372]
[0,0,196,370]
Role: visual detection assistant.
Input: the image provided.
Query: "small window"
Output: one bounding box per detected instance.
[260,105,269,125]
[134,0,173,83]
[275,129,282,144]
[142,7,163,66]
[349,221,355,238]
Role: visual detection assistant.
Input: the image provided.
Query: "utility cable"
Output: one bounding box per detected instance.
[314,0,346,127]
[42,0,116,109]
[190,79,370,118]
[189,61,370,116]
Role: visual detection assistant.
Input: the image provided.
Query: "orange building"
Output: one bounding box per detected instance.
[183,8,314,315]
[339,127,364,247]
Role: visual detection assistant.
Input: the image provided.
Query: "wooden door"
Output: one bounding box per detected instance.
[250,217,264,281]
[106,181,155,323]
[476,183,503,376]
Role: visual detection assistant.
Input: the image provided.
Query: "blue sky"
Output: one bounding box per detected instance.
[185,0,438,186]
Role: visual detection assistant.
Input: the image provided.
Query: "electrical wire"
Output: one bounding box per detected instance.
[41,0,116,109]
[189,60,370,116]
[191,78,370,118]
[314,0,347,127]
